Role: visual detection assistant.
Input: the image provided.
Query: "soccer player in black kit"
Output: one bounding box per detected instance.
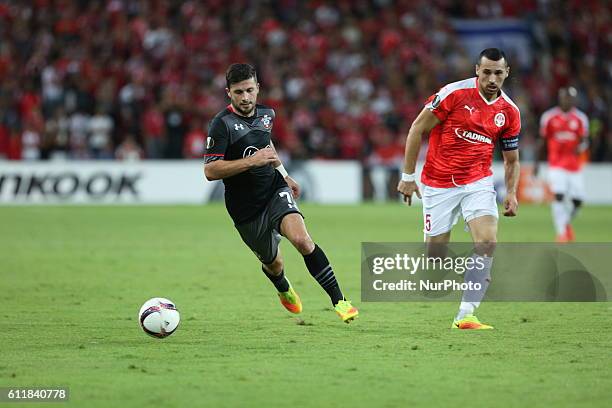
[204,64,358,323]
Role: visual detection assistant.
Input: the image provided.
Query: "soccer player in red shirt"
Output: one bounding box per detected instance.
[538,87,589,242]
[397,48,521,330]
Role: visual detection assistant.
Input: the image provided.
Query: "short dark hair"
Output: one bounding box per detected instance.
[478,48,508,66]
[226,63,257,88]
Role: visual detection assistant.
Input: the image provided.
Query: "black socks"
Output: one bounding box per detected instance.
[303,244,344,305]
[262,266,290,293]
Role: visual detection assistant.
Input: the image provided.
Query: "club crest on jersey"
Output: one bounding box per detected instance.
[262,114,271,129]
[454,128,492,145]
[494,113,505,127]
[206,137,214,149]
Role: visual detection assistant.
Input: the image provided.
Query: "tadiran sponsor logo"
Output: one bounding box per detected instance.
[0,172,142,200]
[454,128,492,145]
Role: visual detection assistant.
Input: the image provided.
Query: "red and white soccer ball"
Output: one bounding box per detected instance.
[138,298,180,338]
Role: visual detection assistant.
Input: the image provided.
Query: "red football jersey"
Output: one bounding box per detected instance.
[421,77,521,188]
[539,107,588,172]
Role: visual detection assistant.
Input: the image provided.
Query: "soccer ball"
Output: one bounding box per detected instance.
[138,297,180,338]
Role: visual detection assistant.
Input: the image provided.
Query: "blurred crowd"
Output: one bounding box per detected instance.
[0,0,609,170]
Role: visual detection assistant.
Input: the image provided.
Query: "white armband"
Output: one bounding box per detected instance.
[275,164,289,178]
[401,172,415,182]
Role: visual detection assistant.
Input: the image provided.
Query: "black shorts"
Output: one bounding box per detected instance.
[235,187,303,264]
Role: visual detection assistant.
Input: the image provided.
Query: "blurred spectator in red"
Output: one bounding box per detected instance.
[0,0,607,166]
[0,123,9,159]
[183,116,206,159]
[367,125,405,199]
[142,104,165,159]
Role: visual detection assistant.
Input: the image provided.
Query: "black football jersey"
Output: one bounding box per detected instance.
[205,104,287,225]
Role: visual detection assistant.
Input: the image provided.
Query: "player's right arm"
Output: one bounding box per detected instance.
[203,117,278,181]
[534,111,550,177]
[534,137,546,178]
[204,149,278,181]
[576,110,590,154]
[397,108,440,205]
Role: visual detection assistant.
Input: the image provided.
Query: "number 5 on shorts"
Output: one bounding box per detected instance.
[424,213,431,232]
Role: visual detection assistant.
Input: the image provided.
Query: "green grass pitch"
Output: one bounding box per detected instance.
[1,203,611,407]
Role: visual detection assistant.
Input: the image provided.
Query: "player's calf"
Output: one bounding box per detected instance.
[455,253,493,321]
[551,193,570,241]
[262,260,290,293]
[570,198,582,219]
[565,199,581,242]
[303,244,345,305]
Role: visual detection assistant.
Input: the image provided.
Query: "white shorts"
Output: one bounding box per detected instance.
[548,167,585,200]
[421,176,498,237]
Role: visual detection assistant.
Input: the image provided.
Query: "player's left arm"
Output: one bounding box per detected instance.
[576,111,590,154]
[501,107,521,217]
[270,141,300,199]
[533,137,546,177]
[502,149,520,217]
[534,116,549,177]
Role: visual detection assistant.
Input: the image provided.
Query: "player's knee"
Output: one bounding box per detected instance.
[290,234,315,255]
[426,242,448,259]
[554,193,565,202]
[572,199,583,209]
[426,232,451,258]
[474,239,496,256]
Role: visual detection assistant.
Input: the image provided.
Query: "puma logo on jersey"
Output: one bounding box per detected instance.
[454,128,492,144]
[235,123,245,131]
[464,105,475,115]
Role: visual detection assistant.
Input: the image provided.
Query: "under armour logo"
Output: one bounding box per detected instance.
[234,123,245,131]
[464,105,475,115]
